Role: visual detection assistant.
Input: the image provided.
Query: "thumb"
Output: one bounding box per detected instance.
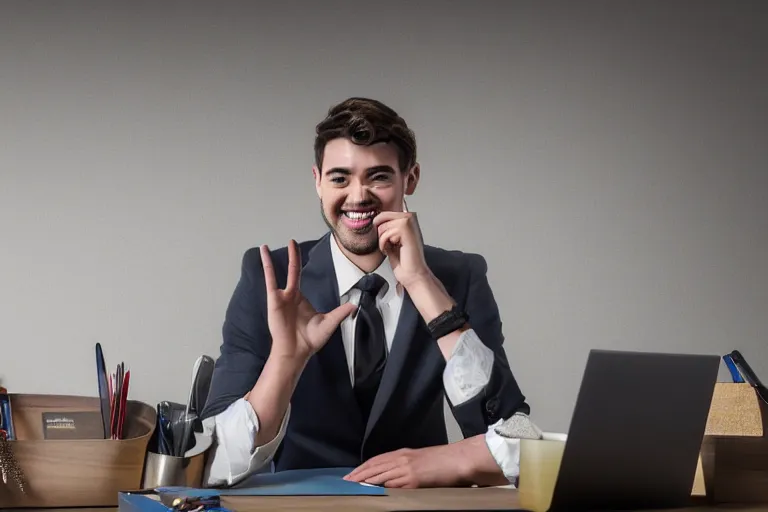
[320,302,357,333]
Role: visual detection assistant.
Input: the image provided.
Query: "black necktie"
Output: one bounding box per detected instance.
[353,273,388,423]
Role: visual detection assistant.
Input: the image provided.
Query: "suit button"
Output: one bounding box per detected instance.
[486,397,499,420]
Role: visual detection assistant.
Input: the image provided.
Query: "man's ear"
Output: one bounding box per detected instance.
[312,165,322,198]
[405,163,420,195]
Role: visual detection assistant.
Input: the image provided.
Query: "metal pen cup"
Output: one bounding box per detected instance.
[141,449,206,489]
[142,411,211,490]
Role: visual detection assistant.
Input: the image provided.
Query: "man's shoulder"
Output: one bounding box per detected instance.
[424,244,488,276]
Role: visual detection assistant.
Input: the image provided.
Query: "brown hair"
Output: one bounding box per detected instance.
[314,97,417,172]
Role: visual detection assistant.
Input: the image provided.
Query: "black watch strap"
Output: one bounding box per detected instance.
[427,306,469,339]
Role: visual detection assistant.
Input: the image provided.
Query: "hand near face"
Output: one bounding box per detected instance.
[261,240,356,362]
[344,445,464,488]
[373,209,430,289]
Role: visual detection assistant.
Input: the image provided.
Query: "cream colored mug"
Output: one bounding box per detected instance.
[517,432,568,512]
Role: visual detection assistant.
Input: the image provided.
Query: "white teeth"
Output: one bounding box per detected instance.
[344,211,376,220]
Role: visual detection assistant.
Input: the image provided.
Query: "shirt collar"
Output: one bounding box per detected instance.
[329,233,400,302]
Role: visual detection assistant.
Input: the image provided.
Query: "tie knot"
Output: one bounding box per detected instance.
[355,273,387,296]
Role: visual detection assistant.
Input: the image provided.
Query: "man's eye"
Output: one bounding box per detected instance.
[330,177,346,184]
[372,174,390,181]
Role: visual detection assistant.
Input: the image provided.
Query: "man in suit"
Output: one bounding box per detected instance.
[201,97,538,488]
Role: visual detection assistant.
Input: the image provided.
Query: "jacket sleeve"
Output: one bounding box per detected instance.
[201,247,272,420]
[447,253,530,438]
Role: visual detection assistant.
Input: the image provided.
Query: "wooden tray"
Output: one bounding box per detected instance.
[693,383,768,504]
[0,393,155,508]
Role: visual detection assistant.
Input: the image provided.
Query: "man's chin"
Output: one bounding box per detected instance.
[335,229,380,256]
[345,243,379,256]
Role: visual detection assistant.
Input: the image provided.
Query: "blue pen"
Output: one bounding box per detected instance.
[0,387,16,440]
[722,354,745,383]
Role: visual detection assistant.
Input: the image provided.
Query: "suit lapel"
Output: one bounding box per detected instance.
[363,290,422,442]
[364,249,451,444]
[300,234,362,424]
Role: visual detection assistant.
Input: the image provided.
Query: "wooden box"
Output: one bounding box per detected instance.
[0,393,156,508]
[693,383,768,504]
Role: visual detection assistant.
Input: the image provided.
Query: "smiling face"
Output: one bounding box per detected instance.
[314,138,419,257]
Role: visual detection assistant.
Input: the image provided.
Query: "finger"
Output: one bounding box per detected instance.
[319,302,357,336]
[384,476,415,488]
[376,217,398,236]
[344,452,393,480]
[344,465,366,481]
[285,239,301,293]
[378,228,401,255]
[346,459,398,482]
[260,245,278,292]
[349,450,403,475]
[373,211,408,228]
[377,217,408,238]
[363,467,407,486]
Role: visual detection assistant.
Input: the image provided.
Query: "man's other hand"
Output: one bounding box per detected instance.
[343,445,468,488]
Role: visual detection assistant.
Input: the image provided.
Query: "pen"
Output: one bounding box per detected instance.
[730,350,762,387]
[0,387,15,441]
[729,350,768,405]
[722,354,745,383]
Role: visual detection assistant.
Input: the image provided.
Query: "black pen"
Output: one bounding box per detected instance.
[730,350,768,405]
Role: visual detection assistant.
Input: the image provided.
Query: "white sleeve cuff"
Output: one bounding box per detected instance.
[442,328,494,405]
[204,398,290,487]
[484,413,544,486]
[484,420,521,484]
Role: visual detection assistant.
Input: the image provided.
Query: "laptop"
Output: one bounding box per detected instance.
[547,349,720,511]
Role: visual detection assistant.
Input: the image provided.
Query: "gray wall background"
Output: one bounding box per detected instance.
[1,0,766,440]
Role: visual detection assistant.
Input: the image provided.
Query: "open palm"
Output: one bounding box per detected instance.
[260,241,355,362]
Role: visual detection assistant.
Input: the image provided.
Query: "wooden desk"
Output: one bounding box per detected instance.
[7,488,768,512]
[221,488,768,512]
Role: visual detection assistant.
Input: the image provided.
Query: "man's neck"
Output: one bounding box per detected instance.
[333,235,385,274]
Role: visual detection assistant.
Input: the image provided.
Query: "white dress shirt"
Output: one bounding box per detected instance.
[203,236,523,487]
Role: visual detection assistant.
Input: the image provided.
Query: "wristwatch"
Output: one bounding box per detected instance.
[427,306,469,339]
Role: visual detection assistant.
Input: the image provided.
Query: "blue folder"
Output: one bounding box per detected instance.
[119,468,386,512]
[162,467,386,497]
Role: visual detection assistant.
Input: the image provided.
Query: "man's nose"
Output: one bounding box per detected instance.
[348,181,372,203]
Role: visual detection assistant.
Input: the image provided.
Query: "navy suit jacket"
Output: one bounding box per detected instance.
[202,232,529,470]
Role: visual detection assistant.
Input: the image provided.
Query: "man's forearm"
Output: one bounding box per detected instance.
[455,434,509,487]
[405,273,468,360]
[246,353,305,446]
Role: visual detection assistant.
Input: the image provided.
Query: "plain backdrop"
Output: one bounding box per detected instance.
[1,0,766,441]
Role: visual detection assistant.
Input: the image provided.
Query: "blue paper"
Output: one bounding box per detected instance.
[159,467,386,497]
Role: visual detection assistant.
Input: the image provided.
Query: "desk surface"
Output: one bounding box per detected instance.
[7,487,768,512]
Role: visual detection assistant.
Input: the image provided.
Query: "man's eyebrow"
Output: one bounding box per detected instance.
[325,166,396,176]
[325,167,351,176]
[366,165,396,175]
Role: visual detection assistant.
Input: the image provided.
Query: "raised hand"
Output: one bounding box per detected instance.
[260,240,356,362]
[372,209,430,289]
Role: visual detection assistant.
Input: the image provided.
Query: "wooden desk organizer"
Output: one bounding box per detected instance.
[692,383,768,504]
[0,393,156,508]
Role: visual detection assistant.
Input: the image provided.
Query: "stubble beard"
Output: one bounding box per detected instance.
[320,200,379,256]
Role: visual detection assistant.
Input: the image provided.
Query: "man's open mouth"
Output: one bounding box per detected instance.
[342,210,377,220]
[340,208,379,230]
